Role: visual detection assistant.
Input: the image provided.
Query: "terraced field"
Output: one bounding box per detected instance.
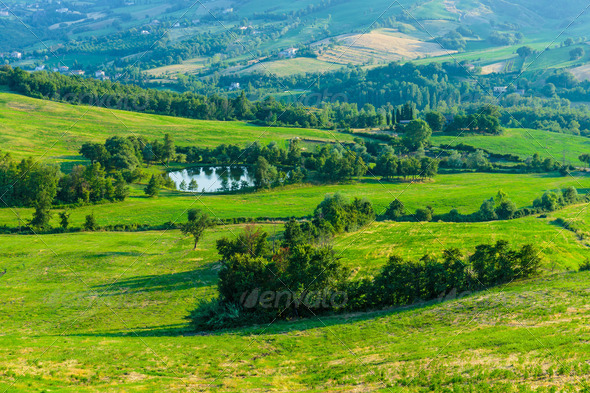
[316,29,454,65]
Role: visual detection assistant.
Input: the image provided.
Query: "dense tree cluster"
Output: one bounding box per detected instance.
[304,145,368,182]
[361,240,540,309]
[445,112,502,135]
[0,153,60,208]
[190,225,348,330]
[80,133,177,174]
[374,152,438,180]
[0,152,130,230]
[57,163,128,204]
[437,30,467,51]
[189,220,541,330]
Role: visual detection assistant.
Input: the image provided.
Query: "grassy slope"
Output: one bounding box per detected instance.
[1,225,590,391]
[432,128,590,166]
[1,172,588,228]
[0,92,354,165]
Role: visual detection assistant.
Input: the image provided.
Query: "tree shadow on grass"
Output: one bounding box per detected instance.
[66,323,194,338]
[91,262,219,296]
[64,294,466,338]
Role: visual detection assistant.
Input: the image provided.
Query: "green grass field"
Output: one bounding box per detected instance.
[433,128,590,165]
[3,85,590,391]
[1,172,588,229]
[0,92,354,166]
[2,223,590,391]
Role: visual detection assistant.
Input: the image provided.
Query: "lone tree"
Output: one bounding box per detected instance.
[384,199,405,220]
[163,133,176,164]
[570,47,585,60]
[579,153,590,168]
[181,209,212,250]
[29,191,53,230]
[516,45,533,58]
[424,111,446,132]
[188,179,198,192]
[59,210,70,231]
[84,213,98,231]
[144,175,161,197]
[402,119,432,152]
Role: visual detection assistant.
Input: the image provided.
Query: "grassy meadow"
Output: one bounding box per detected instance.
[2,91,590,391]
[1,172,588,228]
[433,128,590,165]
[0,92,354,167]
[1,225,590,391]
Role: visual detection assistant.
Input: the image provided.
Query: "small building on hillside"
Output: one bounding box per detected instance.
[11,51,22,59]
[493,86,508,94]
[229,82,240,91]
[279,47,298,58]
[70,70,85,76]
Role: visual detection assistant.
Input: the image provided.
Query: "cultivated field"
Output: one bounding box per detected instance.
[237,57,338,77]
[315,29,454,65]
[143,57,208,77]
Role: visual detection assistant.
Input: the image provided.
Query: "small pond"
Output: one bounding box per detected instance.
[169,166,254,193]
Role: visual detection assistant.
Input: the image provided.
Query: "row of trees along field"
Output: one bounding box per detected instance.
[0,152,130,230]
[384,187,585,223]
[0,66,503,132]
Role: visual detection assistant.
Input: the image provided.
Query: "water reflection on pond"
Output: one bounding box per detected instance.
[169,166,254,193]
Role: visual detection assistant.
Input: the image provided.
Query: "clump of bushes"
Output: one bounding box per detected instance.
[188,195,543,331]
[385,187,586,223]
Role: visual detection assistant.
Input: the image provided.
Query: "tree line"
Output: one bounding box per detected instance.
[0,151,130,230]
[0,67,381,129]
[383,187,584,223]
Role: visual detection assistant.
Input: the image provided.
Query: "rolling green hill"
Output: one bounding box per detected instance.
[0,92,354,168]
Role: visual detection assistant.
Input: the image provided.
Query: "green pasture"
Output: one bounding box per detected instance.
[0,92,353,164]
[1,225,590,391]
[433,128,590,166]
[0,171,588,229]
